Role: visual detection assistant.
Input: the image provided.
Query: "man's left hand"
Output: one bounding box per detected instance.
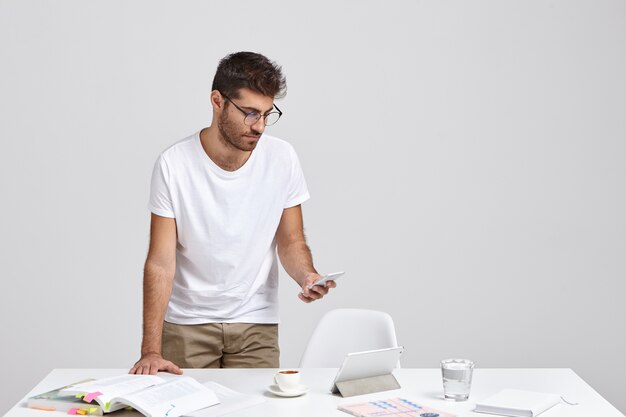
[298,272,337,303]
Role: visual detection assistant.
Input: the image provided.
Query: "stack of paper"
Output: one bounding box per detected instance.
[474,389,561,417]
[185,381,265,417]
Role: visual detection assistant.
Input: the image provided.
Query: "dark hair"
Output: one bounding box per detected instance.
[211,52,286,99]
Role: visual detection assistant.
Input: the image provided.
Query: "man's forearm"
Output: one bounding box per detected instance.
[141,261,174,356]
[277,240,317,286]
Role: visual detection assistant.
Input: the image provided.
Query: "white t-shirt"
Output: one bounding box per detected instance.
[148,131,310,324]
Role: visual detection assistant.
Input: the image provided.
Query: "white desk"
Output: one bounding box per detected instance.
[7,368,624,417]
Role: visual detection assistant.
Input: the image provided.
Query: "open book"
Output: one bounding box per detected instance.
[27,379,108,415]
[58,375,220,417]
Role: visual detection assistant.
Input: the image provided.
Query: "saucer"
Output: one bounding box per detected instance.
[268,384,309,397]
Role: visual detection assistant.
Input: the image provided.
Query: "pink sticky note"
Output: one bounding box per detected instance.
[83,392,103,403]
[68,408,79,415]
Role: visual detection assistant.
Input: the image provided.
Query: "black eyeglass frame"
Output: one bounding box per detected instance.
[220,92,283,126]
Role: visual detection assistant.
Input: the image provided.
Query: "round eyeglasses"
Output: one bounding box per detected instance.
[221,92,283,126]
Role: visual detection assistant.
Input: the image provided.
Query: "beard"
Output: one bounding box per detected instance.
[217,111,262,152]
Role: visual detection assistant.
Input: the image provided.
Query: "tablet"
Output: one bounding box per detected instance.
[330,346,404,393]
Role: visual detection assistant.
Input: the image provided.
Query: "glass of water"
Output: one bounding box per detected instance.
[441,358,474,401]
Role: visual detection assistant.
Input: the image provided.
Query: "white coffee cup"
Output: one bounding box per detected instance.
[274,369,301,392]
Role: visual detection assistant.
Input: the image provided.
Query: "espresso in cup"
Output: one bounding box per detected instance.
[274,369,301,392]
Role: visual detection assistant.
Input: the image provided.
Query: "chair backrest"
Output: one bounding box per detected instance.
[299,308,399,368]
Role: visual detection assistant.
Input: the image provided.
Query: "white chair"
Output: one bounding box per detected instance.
[299,308,400,368]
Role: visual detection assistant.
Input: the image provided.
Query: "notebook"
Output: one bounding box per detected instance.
[338,397,455,417]
[474,389,561,417]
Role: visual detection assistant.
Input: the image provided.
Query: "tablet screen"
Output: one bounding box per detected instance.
[331,346,404,393]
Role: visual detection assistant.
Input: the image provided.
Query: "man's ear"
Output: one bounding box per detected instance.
[210,90,224,111]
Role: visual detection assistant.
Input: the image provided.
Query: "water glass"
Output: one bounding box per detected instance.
[441,358,474,401]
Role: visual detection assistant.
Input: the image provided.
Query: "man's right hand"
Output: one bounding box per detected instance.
[129,352,183,375]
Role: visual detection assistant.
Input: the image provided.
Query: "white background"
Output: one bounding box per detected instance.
[1,0,624,414]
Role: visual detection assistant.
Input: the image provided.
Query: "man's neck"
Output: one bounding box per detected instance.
[199,126,251,172]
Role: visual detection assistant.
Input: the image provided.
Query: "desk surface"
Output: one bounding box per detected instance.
[7,368,624,417]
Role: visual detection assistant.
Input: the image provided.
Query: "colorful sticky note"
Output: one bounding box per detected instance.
[68,408,79,415]
[77,409,87,415]
[75,394,85,399]
[88,408,98,415]
[31,406,56,411]
[105,402,111,411]
[83,391,103,403]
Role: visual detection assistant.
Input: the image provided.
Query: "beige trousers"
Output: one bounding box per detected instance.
[161,321,280,368]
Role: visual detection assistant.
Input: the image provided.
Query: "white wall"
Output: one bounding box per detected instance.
[1,0,624,413]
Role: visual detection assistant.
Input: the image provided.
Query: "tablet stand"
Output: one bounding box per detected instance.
[335,373,401,397]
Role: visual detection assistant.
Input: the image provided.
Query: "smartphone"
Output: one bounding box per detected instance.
[309,271,345,288]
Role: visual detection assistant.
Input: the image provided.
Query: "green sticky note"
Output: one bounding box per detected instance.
[106,402,111,411]
[88,408,98,414]
[76,393,85,399]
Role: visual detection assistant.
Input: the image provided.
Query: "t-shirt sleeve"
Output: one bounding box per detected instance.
[284,145,310,208]
[148,154,176,218]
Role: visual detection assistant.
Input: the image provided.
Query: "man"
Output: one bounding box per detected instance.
[129,52,335,375]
